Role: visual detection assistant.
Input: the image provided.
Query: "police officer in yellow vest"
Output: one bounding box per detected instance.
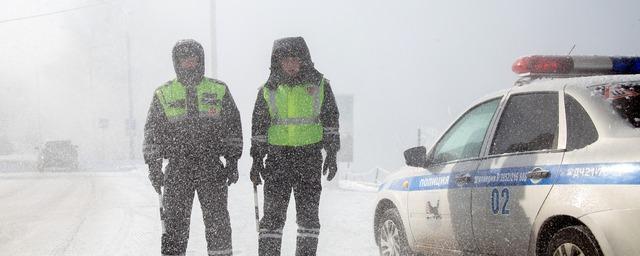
[250,37,340,256]
[143,39,242,256]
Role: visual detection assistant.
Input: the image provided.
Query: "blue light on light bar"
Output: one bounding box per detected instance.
[611,57,640,74]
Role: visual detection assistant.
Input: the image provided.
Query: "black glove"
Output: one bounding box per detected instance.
[147,161,163,194]
[225,158,239,186]
[323,152,338,181]
[250,157,264,185]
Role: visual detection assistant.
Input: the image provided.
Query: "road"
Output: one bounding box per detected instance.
[0,168,379,255]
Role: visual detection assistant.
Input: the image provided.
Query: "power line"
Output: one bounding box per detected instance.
[0,2,106,24]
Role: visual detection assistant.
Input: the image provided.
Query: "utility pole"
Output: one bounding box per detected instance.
[125,11,135,160]
[209,0,217,77]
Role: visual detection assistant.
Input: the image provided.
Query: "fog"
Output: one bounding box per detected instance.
[3,1,640,255]
[2,0,640,172]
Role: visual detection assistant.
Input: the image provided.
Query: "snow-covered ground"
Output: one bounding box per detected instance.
[0,167,379,255]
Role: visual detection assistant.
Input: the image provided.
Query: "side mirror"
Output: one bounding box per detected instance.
[404,146,429,168]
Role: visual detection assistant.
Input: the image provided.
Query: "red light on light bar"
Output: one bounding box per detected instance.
[512,56,573,75]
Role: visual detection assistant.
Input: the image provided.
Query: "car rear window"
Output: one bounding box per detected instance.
[592,83,640,127]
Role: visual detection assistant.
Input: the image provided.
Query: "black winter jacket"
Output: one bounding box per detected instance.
[143,78,243,164]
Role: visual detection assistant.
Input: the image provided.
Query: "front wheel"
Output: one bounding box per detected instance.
[378,208,412,256]
[547,225,602,256]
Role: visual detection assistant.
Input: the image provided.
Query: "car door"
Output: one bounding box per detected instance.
[408,98,501,253]
[472,91,565,255]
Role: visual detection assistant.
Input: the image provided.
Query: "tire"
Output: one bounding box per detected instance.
[377,208,413,256]
[547,225,602,256]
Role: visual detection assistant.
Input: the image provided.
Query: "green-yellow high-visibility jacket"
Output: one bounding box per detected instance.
[249,77,340,160]
[263,79,326,147]
[142,77,243,163]
[156,78,226,122]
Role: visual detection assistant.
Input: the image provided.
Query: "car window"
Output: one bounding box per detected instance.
[490,92,559,155]
[432,98,500,164]
[565,94,598,150]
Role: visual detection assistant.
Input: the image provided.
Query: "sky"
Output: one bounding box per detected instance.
[2,0,640,172]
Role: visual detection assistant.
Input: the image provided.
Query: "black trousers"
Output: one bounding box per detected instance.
[161,159,232,256]
[258,149,323,256]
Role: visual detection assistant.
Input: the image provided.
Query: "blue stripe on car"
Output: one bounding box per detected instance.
[380,162,640,191]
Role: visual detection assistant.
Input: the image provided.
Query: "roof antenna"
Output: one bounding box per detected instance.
[567,44,576,56]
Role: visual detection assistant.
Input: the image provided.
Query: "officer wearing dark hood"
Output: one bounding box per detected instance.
[143,39,242,256]
[173,40,205,86]
[250,37,340,256]
[264,37,323,89]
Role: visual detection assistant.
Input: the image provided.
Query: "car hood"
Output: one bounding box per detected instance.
[378,165,424,190]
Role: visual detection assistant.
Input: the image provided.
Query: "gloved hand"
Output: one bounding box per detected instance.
[225,158,239,186]
[148,161,164,194]
[250,157,264,185]
[323,152,338,181]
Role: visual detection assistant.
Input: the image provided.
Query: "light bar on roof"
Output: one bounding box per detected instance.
[512,55,640,76]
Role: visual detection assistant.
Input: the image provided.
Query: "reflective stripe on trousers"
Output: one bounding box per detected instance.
[258,151,322,256]
[208,248,233,255]
[259,228,284,239]
[297,227,320,238]
[161,161,232,256]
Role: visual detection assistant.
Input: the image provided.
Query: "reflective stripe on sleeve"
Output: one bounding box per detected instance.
[323,127,339,135]
[252,135,267,143]
[223,137,243,148]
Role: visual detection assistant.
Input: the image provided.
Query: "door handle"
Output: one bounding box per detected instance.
[455,174,472,184]
[527,167,551,179]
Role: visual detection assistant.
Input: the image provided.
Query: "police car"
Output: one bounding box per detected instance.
[374,56,640,256]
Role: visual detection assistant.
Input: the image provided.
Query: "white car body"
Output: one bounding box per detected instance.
[375,74,640,256]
